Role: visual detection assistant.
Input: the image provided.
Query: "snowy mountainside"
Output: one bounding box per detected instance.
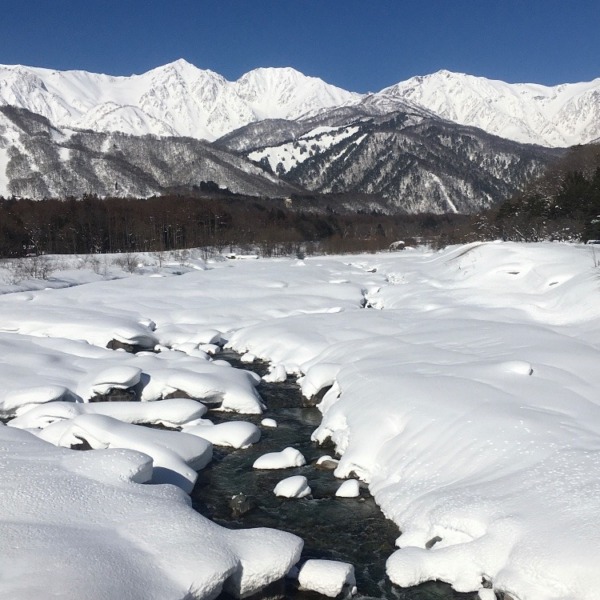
[0,61,362,141]
[215,102,426,153]
[248,125,363,174]
[240,109,562,213]
[214,118,314,154]
[0,106,300,199]
[0,103,562,210]
[377,70,600,147]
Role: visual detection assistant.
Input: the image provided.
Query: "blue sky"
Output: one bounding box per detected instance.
[1,0,598,91]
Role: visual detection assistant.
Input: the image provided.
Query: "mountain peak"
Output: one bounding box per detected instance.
[0,61,598,146]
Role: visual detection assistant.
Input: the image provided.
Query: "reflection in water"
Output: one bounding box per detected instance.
[191,353,475,600]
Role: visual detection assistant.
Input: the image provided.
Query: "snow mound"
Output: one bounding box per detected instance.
[274,475,311,499]
[40,413,212,492]
[90,365,142,395]
[9,398,208,429]
[0,333,263,416]
[184,420,261,449]
[297,559,357,598]
[335,479,360,498]
[253,447,306,469]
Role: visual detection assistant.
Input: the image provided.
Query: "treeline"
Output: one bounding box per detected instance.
[3,144,597,259]
[477,144,600,242]
[0,193,469,258]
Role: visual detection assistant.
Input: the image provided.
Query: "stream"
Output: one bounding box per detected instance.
[191,352,476,600]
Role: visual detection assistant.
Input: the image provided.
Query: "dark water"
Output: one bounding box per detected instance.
[191,353,475,600]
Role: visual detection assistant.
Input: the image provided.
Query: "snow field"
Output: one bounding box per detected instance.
[1,242,600,599]
[226,243,600,599]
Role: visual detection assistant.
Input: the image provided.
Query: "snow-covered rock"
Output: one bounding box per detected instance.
[316,455,339,470]
[183,420,261,449]
[253,447,306,470]
[274,475,311,499]
[9,398,207,429]
[0,331,264,416]
[262,363,287,383]
[297,559,357,598]
[335,480,360,498]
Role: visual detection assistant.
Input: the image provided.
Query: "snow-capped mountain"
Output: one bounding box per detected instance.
[1,60,593,210]
[1,60,598,147]
[0,60,362,141]
[376,70,600,147]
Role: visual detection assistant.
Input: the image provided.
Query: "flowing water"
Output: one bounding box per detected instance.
[191,352,476,600]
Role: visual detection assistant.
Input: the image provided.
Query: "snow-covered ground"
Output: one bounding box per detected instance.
[1,242,600,599]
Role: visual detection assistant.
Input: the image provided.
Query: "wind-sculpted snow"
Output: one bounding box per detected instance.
[2,243,600,599]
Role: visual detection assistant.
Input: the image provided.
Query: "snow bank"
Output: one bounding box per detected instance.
[0,426,302,599]
[38,413,212,492]
[253,447,306,469]
[10,398,207,429]
[210,243,600,599]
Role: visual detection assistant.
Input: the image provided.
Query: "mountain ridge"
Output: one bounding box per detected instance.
[0,60,362,142]
[377,69,600,147]
[1,60,599,147]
